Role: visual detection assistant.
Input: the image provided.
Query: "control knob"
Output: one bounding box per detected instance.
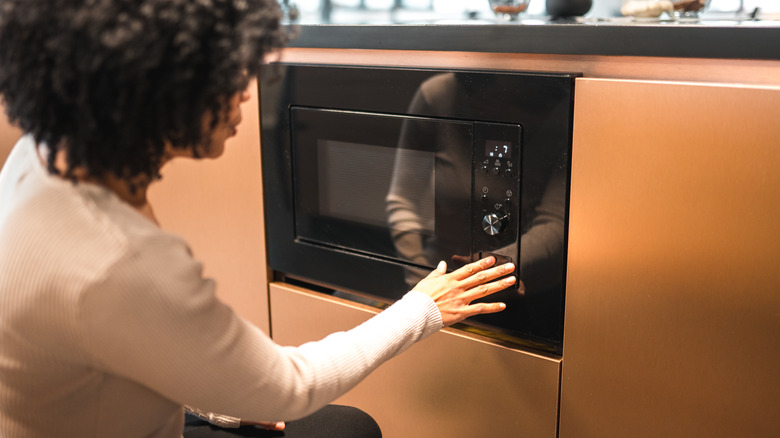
[482,212,508,236]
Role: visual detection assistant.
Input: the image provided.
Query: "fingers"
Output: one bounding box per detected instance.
[458,276,515,320]
[427,256,519,326]
[423,260,448,279]
[240,420,285,430]
[464,301,507,318]
[459,261,516,294]
[245,421,286,431]
[265,421,286,431]
[476,273,517,299]
[450,256,497,280]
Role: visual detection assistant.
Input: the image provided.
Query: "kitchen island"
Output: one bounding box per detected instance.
[287,19,780,60]
[263,19,780,438]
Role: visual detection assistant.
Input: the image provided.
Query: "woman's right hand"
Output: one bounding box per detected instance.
[411,257,518,327]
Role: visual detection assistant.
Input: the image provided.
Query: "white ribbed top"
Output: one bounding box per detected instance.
[0,136,443,438]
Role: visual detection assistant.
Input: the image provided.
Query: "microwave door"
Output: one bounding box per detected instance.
[390,112,475,288]
[290,108,473,282]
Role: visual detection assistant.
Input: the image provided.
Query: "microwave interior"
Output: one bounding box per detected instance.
[260,64,578,355]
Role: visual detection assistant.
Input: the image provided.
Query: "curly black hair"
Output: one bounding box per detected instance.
[0,0,287,180]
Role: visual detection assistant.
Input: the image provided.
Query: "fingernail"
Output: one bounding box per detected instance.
[504,263,515,272]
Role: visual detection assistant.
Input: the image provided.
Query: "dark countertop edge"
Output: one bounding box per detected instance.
[285,24,780,61]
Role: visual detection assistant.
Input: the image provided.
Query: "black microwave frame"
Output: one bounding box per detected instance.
[259,63,578,355]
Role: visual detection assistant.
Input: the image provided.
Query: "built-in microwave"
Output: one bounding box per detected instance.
[260,64,577,355]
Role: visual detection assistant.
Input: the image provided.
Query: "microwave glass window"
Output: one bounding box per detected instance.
[316,139,435,234]
[291,107,472,272]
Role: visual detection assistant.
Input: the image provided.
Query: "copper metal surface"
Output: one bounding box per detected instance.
[279,48,780,86]
[0,104,22,164]
[270,282,562,438]
[560,78,780,437]
[148,81,271,331]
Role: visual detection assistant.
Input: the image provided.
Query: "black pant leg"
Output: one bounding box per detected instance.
[183,405,382,438]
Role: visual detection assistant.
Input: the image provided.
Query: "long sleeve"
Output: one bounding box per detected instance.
[78,231,443,423]
[0,136,444,437]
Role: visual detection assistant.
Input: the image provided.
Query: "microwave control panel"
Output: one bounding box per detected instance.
[472,122,522,270]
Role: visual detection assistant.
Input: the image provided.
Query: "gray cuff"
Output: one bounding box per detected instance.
[184,405,242,428]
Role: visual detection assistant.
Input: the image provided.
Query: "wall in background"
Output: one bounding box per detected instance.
[1,87,270,333]
[0,106,22,165]
[148,81,270,332]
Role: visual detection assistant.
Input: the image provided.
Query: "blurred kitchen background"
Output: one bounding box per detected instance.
[278,0,780,24]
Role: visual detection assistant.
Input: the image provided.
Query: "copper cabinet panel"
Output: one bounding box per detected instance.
[148,82,271,332]
[560,78,780,438]
[1,104,22,165]
[270,282,561,438]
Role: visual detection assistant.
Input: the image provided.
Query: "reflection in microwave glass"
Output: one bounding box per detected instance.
[316,139,435,234]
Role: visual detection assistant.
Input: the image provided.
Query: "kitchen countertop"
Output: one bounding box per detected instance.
[285,18,780,60]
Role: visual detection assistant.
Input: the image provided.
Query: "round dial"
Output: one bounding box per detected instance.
[482,212,508,236]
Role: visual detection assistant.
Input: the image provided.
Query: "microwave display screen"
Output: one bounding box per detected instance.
[486,140,512,158]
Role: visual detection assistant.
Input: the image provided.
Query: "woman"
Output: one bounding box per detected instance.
[0,1,516,437]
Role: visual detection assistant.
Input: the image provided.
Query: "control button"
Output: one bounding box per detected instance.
[482,212,508,236]
[494,159,501,167]
[505,189,513,198]
[503,198,512,206]
[503,167,513,177]
[481,186,489,194]
[491,167,500,175]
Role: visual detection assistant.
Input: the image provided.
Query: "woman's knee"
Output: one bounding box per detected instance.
[285,405,382,438]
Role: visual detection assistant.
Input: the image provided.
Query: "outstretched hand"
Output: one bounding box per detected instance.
[412,257,518,327]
